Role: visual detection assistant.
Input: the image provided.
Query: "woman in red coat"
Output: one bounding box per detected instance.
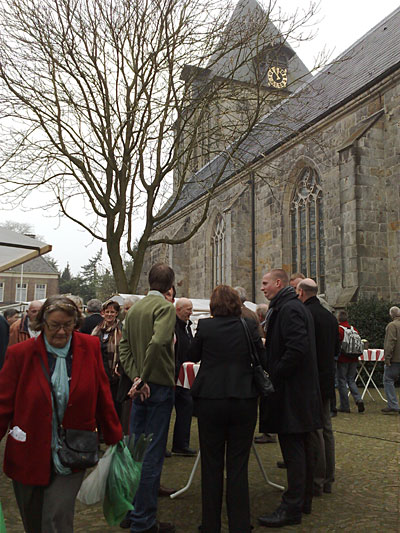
[0,295,122,532]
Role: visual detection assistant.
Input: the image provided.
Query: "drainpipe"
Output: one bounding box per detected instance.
[250,174,256,302]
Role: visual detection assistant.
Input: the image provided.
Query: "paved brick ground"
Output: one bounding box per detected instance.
[1,389,399,532]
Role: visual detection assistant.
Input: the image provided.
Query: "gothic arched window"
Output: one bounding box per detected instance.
[290,167,325,291]
[212,215,225,286]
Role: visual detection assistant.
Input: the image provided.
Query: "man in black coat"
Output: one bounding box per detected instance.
[297,279,341,496]
[79,298,103,334]
[171,298,196,456]
[258,269,322,528]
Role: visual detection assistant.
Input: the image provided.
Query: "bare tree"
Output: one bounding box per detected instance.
[0,0,323,291]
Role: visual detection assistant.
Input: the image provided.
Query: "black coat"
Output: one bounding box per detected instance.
[190,316,266,399]
[304,296,341,401]
[0,315,9,370]
[175,317,194,380]
[80,313,103,335]
[261,287,322,434]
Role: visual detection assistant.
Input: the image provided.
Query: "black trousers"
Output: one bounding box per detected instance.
[278,432,316,516]
[196,397,257,533]
[172,386,193,449]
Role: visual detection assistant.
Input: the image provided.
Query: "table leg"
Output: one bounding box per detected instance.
[360,361,387,402]
[251,443,284,491]
[169,451,201,499]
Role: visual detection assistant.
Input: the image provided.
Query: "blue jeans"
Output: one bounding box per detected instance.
[129,383,174,532]
[337,361,361,410]
[383,363,400,410]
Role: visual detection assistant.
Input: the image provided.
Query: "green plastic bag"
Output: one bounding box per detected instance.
[0,501,6,533]
[103,434,152,526]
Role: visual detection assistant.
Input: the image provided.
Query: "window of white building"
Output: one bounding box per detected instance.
[35,283,47,300]
[15,283,28,302]
[0,282,4,302]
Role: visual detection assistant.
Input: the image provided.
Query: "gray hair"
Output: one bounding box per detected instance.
[87,298,102,312]
[124,296,140,307]
[234,286,247,303]
[389,306,400,319]
[67,295,84,310]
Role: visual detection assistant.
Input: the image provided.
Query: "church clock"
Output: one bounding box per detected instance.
[267,66,288,89]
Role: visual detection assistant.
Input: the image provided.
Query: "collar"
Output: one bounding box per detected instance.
[303,295,320,306]
[269,286,297,309]
[147,290,165,298]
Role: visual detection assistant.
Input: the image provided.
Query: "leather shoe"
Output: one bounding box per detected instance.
[357,400,365,413]
[171,447,197,456]
[258,507,301,528]
[381,407,399,414]
[323,482,332,494]
[165,449,172,458]
[158,485,176,497]
[254,433,277,444]
[276,460,287,469]
[338,408,350,413]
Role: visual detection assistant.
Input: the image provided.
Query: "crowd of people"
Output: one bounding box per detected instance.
[0,264,399,532]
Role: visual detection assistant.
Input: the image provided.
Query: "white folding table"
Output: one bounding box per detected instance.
[170,362,284,499]
[354,349,386,402]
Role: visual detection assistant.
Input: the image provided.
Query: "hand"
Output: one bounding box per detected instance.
[128,378,151,401]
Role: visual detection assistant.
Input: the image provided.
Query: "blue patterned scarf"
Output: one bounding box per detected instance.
[44,335,72,475]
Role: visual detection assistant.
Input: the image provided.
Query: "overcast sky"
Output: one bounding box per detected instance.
[0,0,399,274]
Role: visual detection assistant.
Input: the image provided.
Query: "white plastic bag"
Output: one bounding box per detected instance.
[77,445,115,505]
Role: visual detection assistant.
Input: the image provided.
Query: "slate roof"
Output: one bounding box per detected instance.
[7,256,59,275]
[166,6,400,219]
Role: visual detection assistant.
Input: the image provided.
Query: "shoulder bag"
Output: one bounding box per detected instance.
[38,356,99,469]
[240,318,274,397]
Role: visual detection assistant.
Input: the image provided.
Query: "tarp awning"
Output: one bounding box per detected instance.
[0,228,52,272]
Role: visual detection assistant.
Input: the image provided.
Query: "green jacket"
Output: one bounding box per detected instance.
[119,291,176,387]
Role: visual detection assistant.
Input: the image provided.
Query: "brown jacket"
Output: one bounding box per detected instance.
[241,306,264,339]
[384,317,400,364]
[8,315,30,346]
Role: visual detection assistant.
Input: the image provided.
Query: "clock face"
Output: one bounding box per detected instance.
[267,66,288,89]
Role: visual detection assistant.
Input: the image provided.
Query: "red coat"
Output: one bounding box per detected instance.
[0,332,122,486]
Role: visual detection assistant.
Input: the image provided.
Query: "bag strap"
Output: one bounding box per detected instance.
[38,355,62,428]
[240,318,260,367]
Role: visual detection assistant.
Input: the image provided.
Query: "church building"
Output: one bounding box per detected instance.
[144,0,400,307]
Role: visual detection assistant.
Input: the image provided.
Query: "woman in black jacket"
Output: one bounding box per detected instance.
[190,285,266,533]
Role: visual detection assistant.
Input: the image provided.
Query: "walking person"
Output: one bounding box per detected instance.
[0,295,122,532]
[336,311,365,413]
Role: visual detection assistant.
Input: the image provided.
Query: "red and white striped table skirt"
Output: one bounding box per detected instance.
[176,362,200,389]
[359,349,384,362]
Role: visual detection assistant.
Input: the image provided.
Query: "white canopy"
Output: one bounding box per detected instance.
[0,228,52,272]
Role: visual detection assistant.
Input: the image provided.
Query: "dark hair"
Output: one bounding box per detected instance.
[210,285,242,317]
[338,310,348,323]
[148,263,175,293]
[33,295,82,331]
[102,300,120,313]
[3,308,19,320]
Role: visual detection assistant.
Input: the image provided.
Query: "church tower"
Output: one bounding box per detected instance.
[174,0,311,190]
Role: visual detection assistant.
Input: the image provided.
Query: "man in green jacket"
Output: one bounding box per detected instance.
[119,264,176,533]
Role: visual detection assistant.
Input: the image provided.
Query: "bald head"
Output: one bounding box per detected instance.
[297,278,318,302]
[27,300,43,322]
[176,298,193,322]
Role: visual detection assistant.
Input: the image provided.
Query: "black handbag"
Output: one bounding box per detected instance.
[38,356,99,469]
[240,318,275,398]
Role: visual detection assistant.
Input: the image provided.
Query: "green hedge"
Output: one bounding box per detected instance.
[346,296,399,388]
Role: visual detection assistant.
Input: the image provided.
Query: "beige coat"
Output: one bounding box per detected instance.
[384,317,400,364]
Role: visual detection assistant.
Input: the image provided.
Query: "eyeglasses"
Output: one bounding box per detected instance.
[44,320,75,332]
